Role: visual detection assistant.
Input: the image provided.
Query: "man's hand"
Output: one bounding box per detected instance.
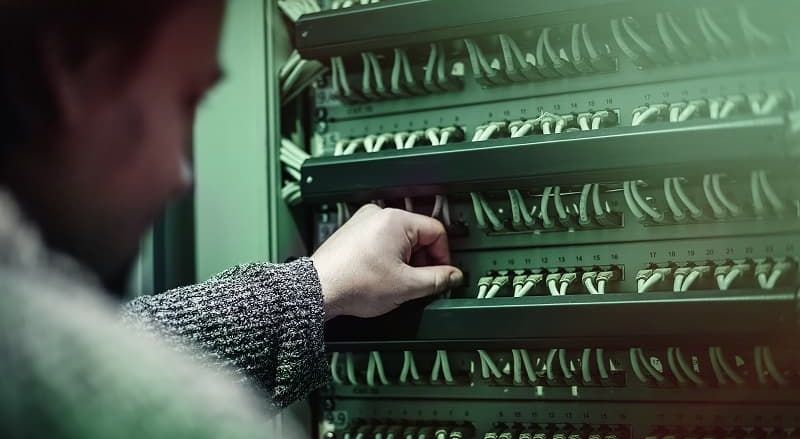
[311,204,463,320]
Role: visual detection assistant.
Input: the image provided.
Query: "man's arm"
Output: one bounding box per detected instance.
[121,257,327,409]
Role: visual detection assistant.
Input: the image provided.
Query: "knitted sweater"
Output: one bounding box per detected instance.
[0,190,327,438]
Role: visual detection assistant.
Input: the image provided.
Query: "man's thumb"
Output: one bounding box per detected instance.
[401,265,464,300]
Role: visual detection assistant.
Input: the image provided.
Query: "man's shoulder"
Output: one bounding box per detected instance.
[0,265,272,439]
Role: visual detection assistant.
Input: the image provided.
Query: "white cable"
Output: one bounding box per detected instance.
[758,170,786,213]
[632,107,660,126]
[345,352,358,385]
[711,174,742,216]
[578,184,592,225]
[553,186,569,221]
[714,347,745,385]
[584,277,600,295]
[558,349,573,379]
[520,350,537,383]
[675,347,705,386]
[373,351,389,385]
[664,178,685,221]
[431,350,442,382]
[629,348,649,384]
[673,178,703,218]
[399,350,419,383]
[631,180,665,222]
[680,270,701,292]
[719,99,737,119]
[512,190,535,227]
[478,350,503,379]
[638,272,664,293]
[591,115,603,130]
[751,171,767,216]
[540,186,555,228]
[331,352,344,384]
[440,350,454,383]
[702,174,727,219]
[479,195,504,231]
[623,181,645,221]
[597,278,607,294]
[637,348,665,383]
[545,348,558,381]
[666,347,688,386]
[672,273,686,293]
[512,349,523,384]
[558,281,569,296]
[547,278,560,296]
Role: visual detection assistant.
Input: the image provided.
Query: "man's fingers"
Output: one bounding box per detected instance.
[397,210,451,266]
[400,264,464,301]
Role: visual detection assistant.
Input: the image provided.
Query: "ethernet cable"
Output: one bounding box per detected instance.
[577,114,591,131]
[484,275,509,299]
[571,24,593,73]
[542,27,577,76]
[345,352,359,385]
[637,270,666,293]
[699,8,735,53]
[696,8,721,55]
[512,349,523,384]
[464,38,506,85]
[596,271,614,294]
[469,124,505,232]
[758,170,786,214]
[708,346,728,386]
[591,184,615,226]
[390,48,423,96]
[656,12,688,64]
[578,184,593,226]
[672,267,690,293]
[754,345,767,385]
[499,34,541,82]
[366,351,390,386]
[715,265,744,291]
[713,347,745,385]
[360,53,376,99]
[581,23,614,72]
[331,56,357,101]
[719,96,741,119]
[510,190,536,228]
[751,171,767,216]
[665,12,703,61]
[596,348,610,381]
[343,138,366,155]
[545,348,559,381]
[399,350,420,384]
[738,5,777,48]
[476,276,494,299]
[621,16,668,65]
[508,189,523,230]
[546,273,562,296]
[666,347,688,386]
[331,352,344,384]
[702,174,728,219]
[369,52,391,98]
[611,18,646,67]
[559,272,576,295]
[622,181,645,222]
[757,261,788,290]
[636,348,665,383]
[478,194,504,232]
[632,106,661,126]
[591,112,605,130]
[540,186,556,228]
[672,177,704,219]
[679,267,704,292]
[425,127,451,226]
[553,186,571,225]
[630,180,666,223]
[582,271,601,295]
[581,348,593,383]
[664,178,686,222]
[535,28,560,78]
[558,349,574,380]
[629,348,649,384]
[431,350,454,384]
[423,43,443,93]
[515,273,543,297]
[477,350,503,380]
[520,349,538,383]
[711,174,743,217]
[675,347,705,386]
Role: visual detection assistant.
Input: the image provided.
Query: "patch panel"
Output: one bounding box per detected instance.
[277,0,800,436]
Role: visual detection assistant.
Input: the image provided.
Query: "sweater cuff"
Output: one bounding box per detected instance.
[271,257,328,407]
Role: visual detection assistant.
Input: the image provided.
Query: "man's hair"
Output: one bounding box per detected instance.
[0,1,192,153]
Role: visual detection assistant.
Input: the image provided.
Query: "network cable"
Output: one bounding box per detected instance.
[366,351,390,386]
[399,350,420,384]
[711,174,743,217]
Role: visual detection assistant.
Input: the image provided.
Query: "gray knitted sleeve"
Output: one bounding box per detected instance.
[120,257,328,410]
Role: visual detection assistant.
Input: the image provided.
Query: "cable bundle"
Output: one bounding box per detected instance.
[279,138,310,206]
[277,1,328,103]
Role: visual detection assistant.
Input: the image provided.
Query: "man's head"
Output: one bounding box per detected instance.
[0,1,224,290]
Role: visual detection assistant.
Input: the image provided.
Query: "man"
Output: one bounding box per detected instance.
[0,1,463,437]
